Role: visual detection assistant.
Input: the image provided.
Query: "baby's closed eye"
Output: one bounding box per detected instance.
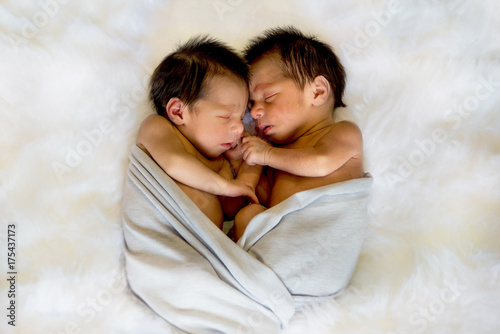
[264,92,278,103]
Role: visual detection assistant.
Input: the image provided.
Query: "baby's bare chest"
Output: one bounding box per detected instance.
[269,171,330,207]
[269,130,362,206]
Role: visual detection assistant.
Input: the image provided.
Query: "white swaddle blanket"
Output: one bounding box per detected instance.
[122,145,372,333]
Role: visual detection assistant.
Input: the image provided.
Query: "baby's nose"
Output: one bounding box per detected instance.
[232,119,244,135]
[250,104,264,119]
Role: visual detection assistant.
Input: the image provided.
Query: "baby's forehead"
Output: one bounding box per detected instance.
[248,54,287,88]
[250,52,284,71]
[203,73,248,100]
[205,72,247,89]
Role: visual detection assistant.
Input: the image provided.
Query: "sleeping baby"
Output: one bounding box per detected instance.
[233,27,365,241]
[136,36,260,230]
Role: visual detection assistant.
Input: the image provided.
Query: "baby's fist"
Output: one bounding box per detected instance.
[241,136,273,166]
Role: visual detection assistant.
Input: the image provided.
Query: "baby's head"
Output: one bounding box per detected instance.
[149,37,249,157]
[245,26,346,109]
[243,27,347,143]
[150,36,249,116]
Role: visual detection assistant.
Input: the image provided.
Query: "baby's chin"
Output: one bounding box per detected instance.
[266,132,295,145]
[195,145,225,159]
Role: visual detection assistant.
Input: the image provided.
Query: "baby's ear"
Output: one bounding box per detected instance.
[310,75,331,107]
[165,98,187,125]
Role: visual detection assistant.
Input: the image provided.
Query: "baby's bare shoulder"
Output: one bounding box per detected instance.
[322,121,362,142]
[138,114,172,134]
[317,121,363,157]
[330,120,361,133]
[137,115,178,146]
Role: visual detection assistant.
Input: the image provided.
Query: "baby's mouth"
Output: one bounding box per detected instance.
[259,125,273,135]
[222,139,240,149]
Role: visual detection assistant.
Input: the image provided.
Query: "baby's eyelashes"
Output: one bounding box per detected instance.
[247,92,277,109]
[264,92,278,102]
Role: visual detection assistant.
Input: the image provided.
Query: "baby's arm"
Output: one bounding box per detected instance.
[241,121,362,177]
[220,147,263,218]
[137,115,257,201]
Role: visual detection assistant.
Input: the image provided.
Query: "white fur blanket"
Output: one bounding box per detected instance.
[1,0,499,333]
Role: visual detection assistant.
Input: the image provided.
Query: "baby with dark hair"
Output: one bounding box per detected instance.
[234,27,364,240]
[137,36,260,229]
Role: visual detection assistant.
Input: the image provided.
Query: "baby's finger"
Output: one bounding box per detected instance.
[247,191,259,204]
[242,150,255,165]
[241,142,254,156]
[242,135,258,144]
[242,148,249,162]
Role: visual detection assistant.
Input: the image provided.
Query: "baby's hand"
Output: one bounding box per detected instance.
[241,136,273,166]
[226,179,258,204]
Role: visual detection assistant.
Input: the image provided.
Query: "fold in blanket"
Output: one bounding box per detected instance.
[122,145,372,333]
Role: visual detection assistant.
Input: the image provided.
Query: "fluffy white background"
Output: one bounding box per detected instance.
[1,0,499,333]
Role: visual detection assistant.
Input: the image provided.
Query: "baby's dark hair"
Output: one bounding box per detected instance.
[149,36,249,117]
[244,26,347,109]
